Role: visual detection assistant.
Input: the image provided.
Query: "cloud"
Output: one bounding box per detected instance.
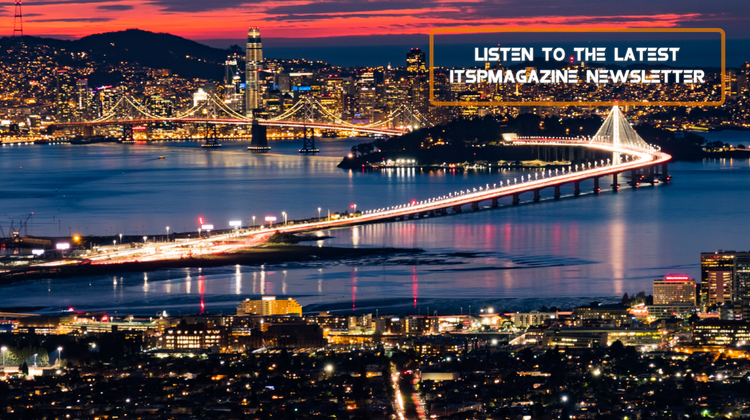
[97,5,134,11]
[28,17,113,22]
[144,0,248,13]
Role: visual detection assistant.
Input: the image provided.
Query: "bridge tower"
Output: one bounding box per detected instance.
[248,120,271,153]
[299,125,319,154]
[201,98,222,148]
[201,123,222,148]
[298,98,319,154]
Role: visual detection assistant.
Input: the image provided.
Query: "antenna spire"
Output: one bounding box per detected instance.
[13,0,23,38]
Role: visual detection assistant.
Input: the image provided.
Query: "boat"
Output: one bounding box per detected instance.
[159,156,165,159]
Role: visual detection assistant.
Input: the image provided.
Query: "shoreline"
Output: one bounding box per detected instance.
[0,244,423,285]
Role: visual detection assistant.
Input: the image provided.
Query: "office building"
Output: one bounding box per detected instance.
[159,323,227,350]
[707,269,733,306]
[573,303,630,327]
[701,251,736,304]
[512,310,559,328]
[236,296,302,317]
[407,48,426,73]
[245,26,263,115]
[653,275,695,305]
[55,68,77,122]
[694,320,750,347]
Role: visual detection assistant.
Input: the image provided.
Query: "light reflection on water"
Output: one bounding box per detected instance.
[1,132,750,313]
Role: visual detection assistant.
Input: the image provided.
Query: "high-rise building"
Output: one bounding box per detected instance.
[237,296,302,317]
[707,269,733,306]
[701,251,737,304]
[224,56,244,112]
[406,48,426,73]
[245,27,263,116]
[653,275,696,305]
[55,68,77,122]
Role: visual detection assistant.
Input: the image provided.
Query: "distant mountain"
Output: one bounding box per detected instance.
[1,29,243,80]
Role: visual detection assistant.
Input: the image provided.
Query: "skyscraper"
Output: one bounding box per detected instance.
[55,68,76,122]
[406,48,426,73]
[245,27,263,116]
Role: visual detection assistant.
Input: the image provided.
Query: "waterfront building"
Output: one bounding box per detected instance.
[236,296,302,317]
[653,275,696,305]
[512,310,559,328]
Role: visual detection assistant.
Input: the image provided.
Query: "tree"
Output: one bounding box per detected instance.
[20,361,28,375]
[621,292,630,304]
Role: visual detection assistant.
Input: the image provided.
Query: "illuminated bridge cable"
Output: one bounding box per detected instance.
[593,105,651,151]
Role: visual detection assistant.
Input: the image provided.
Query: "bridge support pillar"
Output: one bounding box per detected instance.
[81,124,93,137]
[574,181,581,196]
[471,202,480,211]
[452,205,462,214]
[121,124,134,143]
[408,214,415,220]
[554,185,561,200]
[630,169,638,186]
[593,177,600,194]
[661,162,670,182]
[491,198,499,208]
[429,210,435,217]
[649,166,656,185]
[612,173,620,191]
[440,208,448,216]
[533,190,541,202]
[512,194,520,206]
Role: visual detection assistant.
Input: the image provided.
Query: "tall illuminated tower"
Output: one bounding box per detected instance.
[245,27,263,116]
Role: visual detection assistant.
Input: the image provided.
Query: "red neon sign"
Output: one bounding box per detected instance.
[665,275,690,282]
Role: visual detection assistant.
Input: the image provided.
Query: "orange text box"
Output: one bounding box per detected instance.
[429,27,725,107]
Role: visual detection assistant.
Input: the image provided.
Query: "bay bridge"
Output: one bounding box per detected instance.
[48,93,427,148]
[89,106,672,264]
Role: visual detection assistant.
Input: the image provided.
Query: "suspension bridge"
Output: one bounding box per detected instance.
[47,94,431,144]
[88,106,671,264]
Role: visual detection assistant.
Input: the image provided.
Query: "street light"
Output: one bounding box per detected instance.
[143,236,147,243]
[119,233,122,244]
[33,353,38,367]
[113,240,116,250]
[166,226,170,242]
[318,207,321,220]
[57,347,63,367]
[282,211,287,226]
[1,346,6,366]
[252,216,256,229]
